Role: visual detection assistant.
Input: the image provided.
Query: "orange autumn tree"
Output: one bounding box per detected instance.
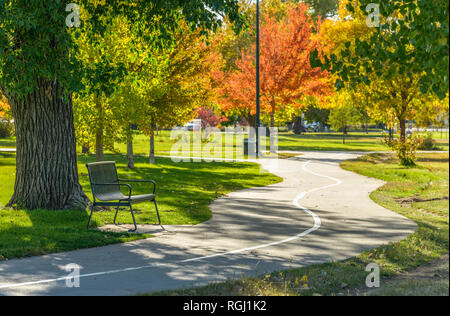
[214,4,332,144]
[0,93,11,120]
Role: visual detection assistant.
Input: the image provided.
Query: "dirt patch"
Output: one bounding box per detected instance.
[350,254,449,296]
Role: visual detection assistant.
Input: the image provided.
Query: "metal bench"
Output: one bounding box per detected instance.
[86,161,161,232]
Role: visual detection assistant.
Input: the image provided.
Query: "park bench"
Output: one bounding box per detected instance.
[86,161,161,232]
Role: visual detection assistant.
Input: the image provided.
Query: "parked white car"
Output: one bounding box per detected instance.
[304,121,320,132]
[184,119,202,131]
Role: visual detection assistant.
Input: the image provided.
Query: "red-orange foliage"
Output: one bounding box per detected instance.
[214,4,332,125]
[195,107,229,128]
[0,93,11,118]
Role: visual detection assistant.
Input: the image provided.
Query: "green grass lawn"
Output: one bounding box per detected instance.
[3,130,448,155]
[0,152,281,261]
[0,136,16,148]
[121,131,391,154]
[277,132,389,152]
[151,152,449,296]
[112,131,450,155]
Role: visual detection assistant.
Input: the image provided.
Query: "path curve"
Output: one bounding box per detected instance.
[0,152,417,295]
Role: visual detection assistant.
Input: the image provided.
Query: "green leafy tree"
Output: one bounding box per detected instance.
[301,0,338,18]
[0,1,243,210]
[314,0,447,165]
[73,16,133,161]
[318,0,449,98]
[112,20,218,165]
[304,105,330,130]
[328,90,357,144]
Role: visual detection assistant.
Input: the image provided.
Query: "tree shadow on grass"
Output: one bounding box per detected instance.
[1,152,279,261]
[0,203,421,296]
[0,137,16,148]
[78,153,281,226]
[416,156,450,163]
[0,152,16,167]
[0,208,145,261]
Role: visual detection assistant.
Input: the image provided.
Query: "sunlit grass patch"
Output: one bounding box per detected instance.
[0,152,281,260]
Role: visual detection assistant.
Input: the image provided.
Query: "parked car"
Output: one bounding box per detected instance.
[184,119,202,132]
[304,121,320,132]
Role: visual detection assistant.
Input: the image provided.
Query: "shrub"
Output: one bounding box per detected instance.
[0,121,15,138]
[383,135,422,167]
[418,133,437,150]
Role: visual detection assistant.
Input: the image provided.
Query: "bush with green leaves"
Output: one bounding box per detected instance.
[418,133,438,151]
[0,122,14,138]
[383,135,422,166]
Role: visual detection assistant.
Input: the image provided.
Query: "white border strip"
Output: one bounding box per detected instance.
[0,160,343,290]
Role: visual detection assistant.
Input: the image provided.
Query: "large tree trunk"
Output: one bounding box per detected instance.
[6,80,89,210]
[126,129,135,169]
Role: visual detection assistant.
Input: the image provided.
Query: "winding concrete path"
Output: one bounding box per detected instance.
[0,152,417,296]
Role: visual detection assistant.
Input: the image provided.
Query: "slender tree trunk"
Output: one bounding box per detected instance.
[94,97,104,162]
[127,128,134,169]
[95,129,103,162]
[343,126,346,144]
[399,118,407,143]
[6,80,89,210]
[247,115,257,140]
[293,115,304,135]
[149,130,155,165]
[389,127,394,141]
[270,105,276,154]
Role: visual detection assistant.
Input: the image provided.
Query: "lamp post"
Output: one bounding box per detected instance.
[255,0,261,155]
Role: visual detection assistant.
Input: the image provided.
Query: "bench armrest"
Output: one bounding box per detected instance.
[118,179,156,195]
[91,183,132,199]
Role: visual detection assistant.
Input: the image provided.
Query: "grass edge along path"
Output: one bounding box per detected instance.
[148,153,449,296]
[0,153,282,261]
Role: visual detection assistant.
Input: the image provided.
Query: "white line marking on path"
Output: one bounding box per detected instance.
[181,160,342,263]
[0,160,343,290]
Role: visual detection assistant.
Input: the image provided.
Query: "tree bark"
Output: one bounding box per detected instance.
[149,130,155,165]
[343,126,347,144]
[95,97,104,162]
[399,118,407,143]
[246,115,257,141]
[6,80,89,210]
[126,128,135,169]
[270,105,276,154]
[389,127,394,141]
[293,115,304,135]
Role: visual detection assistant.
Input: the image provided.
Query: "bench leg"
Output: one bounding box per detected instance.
[154,199,161,225]
[129,204,137,232]
[87,204,95,230]
[114,205,120,225]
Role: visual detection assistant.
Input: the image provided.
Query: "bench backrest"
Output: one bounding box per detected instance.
[86,161,120,200]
